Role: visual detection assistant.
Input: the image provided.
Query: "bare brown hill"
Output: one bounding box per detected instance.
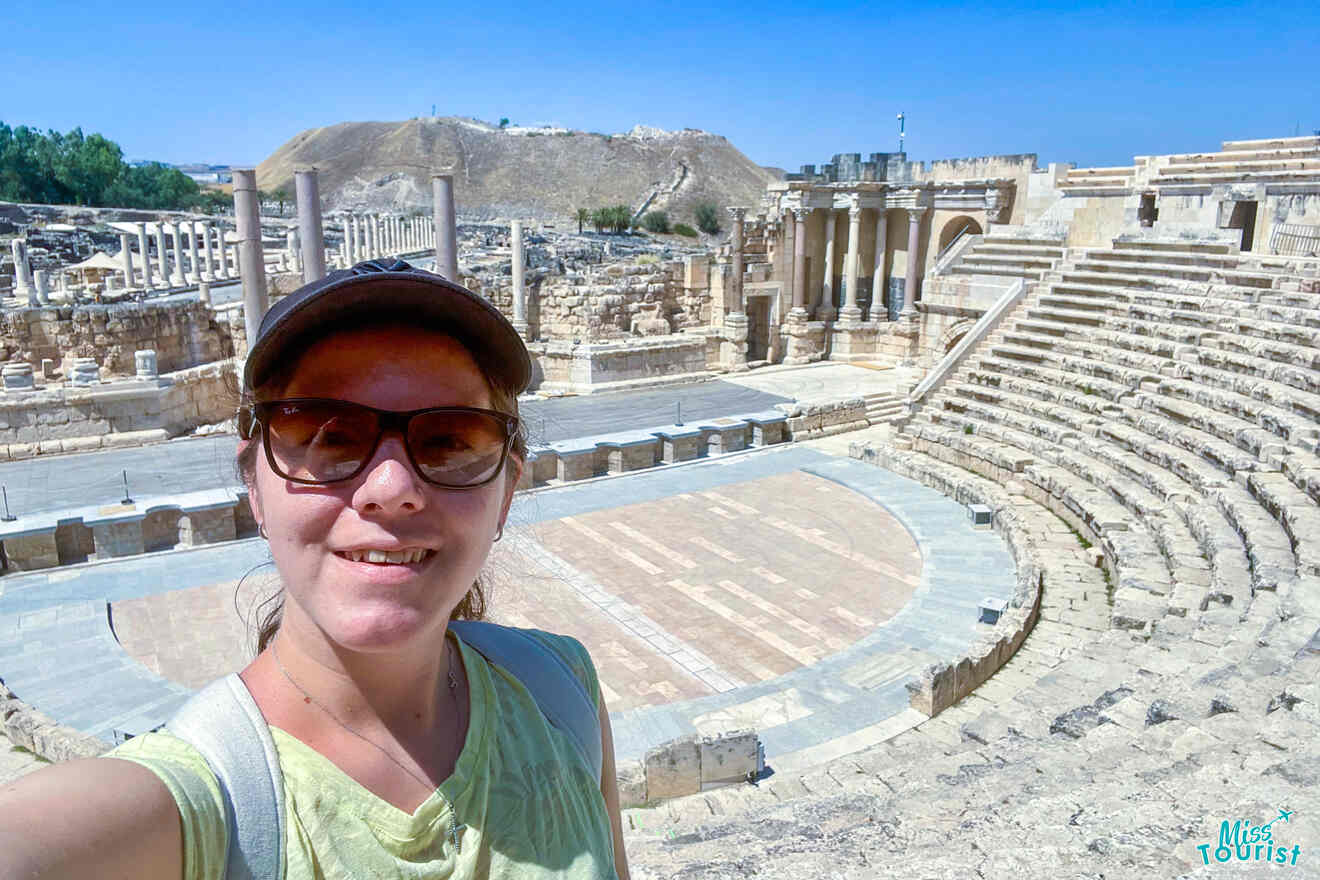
[256,118,779,224]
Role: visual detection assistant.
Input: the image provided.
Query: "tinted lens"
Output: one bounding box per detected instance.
[265,401,379,483]
[408,410,509,487]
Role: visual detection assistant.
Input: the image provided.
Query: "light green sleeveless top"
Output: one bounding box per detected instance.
[109,629,617,879]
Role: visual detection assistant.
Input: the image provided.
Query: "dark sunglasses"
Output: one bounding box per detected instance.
[245,398,519,489]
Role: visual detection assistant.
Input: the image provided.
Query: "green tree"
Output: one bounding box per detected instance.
[499,117,510,129]
[641,211,670,234]
[271,186,292,214]
[576,207,589,234]
[694,201,721,235]
[590,206,611,233]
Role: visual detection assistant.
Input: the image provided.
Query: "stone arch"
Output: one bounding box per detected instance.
[938,216,982,252]
[941,319,976,353]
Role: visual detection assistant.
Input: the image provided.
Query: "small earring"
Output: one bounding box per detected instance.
[493,524,504,543]
[259,523,269,540]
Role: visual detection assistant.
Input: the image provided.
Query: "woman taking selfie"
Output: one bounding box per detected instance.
[0,259,631,879]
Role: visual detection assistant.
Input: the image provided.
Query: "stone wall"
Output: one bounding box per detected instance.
[469,258,702,342]
[530,335,711,394]
[0,360,236,458]
[0,299,234,377]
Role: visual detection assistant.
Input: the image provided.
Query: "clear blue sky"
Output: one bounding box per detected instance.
[7,0,1318,171]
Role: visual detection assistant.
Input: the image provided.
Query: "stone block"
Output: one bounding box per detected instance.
[556,448,595,483]
[2,363,34,391]
[644,734,701,801]
[531,451,558,485]
[979,596,1009,624]
[703,422,748,455]
[699,729,761,788]
[968,503,993,528]
[605,439,657,474]
[2,530,60,571]
[657,429,703,463]
[615,759,647,809]
[185,506,237,546]
[747,416,786,446]
[90,518,145,559]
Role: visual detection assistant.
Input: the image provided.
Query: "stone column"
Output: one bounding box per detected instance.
[347,217,358,263]
[155,222,171,286]
[901,207,926,319]
[840,201,863,322]
[217,226,232,278]
[201,221,215,280]
[233,168,270,346]
[295,168,327,282]
[511,219,528,338]
[791,207,809,317]
[10,239,34,300]
[819,209,837,321]
[871,209,888,320]
[119,233,136,290]
[285,230,300,274]
[432,173,459,282]
[33,269,50,306]
[781,208,796,311]
[187,221,202,283]
[136,223,155,291]
[726,206,746,316]
[170,221,188,285]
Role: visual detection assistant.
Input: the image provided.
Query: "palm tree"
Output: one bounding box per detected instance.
[576,207,589,234]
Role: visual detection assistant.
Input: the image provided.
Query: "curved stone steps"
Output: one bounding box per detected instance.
[623,451,1320,877]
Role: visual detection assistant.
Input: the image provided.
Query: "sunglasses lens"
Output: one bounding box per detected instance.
[408,410,509,487]
[266,401,378,483]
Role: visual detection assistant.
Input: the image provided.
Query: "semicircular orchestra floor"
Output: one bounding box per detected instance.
[112,468,924,714]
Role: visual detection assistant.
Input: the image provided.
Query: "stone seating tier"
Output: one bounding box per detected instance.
[1029,289,1320,432]
[954,351,1306,581]
[962,326,1315,583]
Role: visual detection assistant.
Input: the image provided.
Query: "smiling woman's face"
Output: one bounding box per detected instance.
[246,324,518,655]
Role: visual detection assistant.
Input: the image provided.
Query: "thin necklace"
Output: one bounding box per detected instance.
[271,639,468,853]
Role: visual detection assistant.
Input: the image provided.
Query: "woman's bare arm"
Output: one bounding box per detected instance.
[597,699,632,880]
[0,757,182,880]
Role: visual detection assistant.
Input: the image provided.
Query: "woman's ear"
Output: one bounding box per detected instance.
[239,437,264,529]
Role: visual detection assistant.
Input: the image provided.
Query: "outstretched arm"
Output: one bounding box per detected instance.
[0,757,183,879]
[598,698,632,880]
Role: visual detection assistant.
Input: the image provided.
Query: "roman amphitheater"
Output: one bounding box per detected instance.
[2,131,1319,877]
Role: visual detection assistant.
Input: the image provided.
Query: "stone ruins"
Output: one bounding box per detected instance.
[1,134,1319,875]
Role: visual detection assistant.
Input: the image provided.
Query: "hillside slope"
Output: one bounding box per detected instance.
[257,119,779,223]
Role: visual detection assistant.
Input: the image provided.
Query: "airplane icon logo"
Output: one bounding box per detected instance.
[1260,808,1294,831]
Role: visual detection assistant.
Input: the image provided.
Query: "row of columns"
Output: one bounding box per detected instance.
[774,204,926,321]
[338,211,435,265]
[8,220,238,305]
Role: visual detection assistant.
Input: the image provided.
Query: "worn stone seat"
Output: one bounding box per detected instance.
[1155,168,1320,186]
[925,400,1213,598]
[905,420,1174,630]
[1069,256,1279,288]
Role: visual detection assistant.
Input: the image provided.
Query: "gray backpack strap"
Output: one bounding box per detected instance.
[167,673,286,880]
[449,621,603,779]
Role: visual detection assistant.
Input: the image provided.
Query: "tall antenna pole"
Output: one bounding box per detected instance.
[897,112,906,155]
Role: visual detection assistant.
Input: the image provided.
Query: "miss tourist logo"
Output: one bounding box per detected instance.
[1197,808,1303,867]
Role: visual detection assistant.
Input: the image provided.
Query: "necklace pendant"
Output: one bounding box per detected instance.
[450,822,468,853]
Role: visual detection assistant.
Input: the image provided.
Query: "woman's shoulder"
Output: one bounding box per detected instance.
[106,731,229,879]
[456,623,600,707]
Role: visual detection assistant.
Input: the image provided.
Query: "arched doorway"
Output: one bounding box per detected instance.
[938,216,982,253]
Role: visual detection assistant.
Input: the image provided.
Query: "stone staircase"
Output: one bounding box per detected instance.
[862,391,905,424]
[1152,135,1320,188]
[940,232,1067,283]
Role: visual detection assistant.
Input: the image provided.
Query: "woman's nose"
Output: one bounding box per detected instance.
[352,434,427,515]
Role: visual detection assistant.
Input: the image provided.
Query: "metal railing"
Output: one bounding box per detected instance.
[932,227,981,275]
[909,278,1027,407]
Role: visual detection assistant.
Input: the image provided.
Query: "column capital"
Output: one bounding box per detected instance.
[726,206,747,221]
[849,201,863,221]
[904,205,928,220]
[791,206,812,221]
